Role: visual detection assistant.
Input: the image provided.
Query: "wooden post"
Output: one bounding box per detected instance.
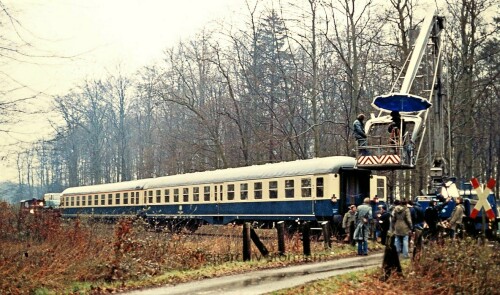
[277,221,286,256]
[243,222,252,261]
[302,222,311,257]
[382,234,402,281]
[321,221,331,250]
[412,228,423,260]
[480,208,486,245]
[250,228,269,257]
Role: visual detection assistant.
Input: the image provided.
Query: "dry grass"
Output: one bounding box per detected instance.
[272,237,500,295]
[2,202,371,294]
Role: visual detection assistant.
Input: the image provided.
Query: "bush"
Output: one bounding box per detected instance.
[382,238,500,294]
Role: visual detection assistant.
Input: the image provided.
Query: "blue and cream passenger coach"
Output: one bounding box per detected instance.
[60,156,386,227]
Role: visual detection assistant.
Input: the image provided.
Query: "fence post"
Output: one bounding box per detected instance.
[321,221,331,250]
[243,222,252,261]
[250,228,269,257]
[302,222,311,257]
[277,221,286,256]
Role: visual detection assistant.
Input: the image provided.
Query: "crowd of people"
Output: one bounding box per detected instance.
[349,113,466,256]
[341,195,465,257]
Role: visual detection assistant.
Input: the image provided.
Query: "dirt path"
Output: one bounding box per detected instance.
[123,253,383,295]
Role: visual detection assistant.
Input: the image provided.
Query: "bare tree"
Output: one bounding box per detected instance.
[445,0,498,180]
[106,65,133,182]
[157,34,230,169]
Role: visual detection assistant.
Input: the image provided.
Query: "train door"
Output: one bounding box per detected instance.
[214,183,223,214]
[339,168,371,216]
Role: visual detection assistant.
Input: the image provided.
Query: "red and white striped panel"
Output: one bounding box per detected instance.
[357,155,401,166]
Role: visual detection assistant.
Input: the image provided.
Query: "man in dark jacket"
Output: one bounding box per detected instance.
[424,200,440,240]
[377,205,391,245]
[409,201,424,230]
[353,114,368,155]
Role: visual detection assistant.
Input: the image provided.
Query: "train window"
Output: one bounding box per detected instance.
[301,178,312,197]
[227,184,235,200]
[174,188,179,202]
[183,188,189,202]
[82,196,86,206]
[131,192,135,204]
[156,190,161,203]
[76,196,80,206]
[136,192,140,204]
[65,197,69,207]
[240,183,248,200]
[124,192,129,205]
[269,181,278,199]
[143,191,147,204]
[115,193,121,205]
[254,182,262,199]
[88,195,92,206]
[165,189,170,203]
[193,187,200,202]
[108,194,113,205]
[94,195,99,205]
[316,177,324,198]
[377,178,385,200]
[101,194,105,205]
[148,190,153,204]
[70,196,74,207]
[285,179,294,198]
[204,186,210,201]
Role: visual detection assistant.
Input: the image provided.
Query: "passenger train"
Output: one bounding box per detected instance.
[60,156,386,229]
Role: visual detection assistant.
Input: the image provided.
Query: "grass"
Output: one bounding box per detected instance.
[9,202,497,295]
[1,203,382,294]
[269,238,500,294]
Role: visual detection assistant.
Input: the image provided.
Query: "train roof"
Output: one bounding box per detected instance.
[61,178,150,195]
[61,156,357,195]
[143,156,357,189]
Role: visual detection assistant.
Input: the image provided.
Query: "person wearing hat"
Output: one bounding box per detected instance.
[342,205,357,245]
[353,114,368,155]
[377,204,391,245]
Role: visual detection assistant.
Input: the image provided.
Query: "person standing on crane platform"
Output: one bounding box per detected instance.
[353,114,368,155]
[388,111,403,145]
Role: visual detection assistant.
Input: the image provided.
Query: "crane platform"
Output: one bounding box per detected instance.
[356,145,415,170]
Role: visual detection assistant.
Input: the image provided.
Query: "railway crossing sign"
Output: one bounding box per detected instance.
[470,177,496,220]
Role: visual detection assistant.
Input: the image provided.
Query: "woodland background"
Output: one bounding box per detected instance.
[1,0,498,202]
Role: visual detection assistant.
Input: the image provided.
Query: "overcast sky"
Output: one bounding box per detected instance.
[0,0,244,183]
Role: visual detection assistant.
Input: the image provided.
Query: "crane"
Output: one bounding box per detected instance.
[356,8,445,190]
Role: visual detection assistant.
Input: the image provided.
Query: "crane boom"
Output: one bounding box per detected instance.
[400,10,437,94]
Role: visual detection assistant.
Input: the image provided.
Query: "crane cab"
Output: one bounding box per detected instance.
[356,114,422,170]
